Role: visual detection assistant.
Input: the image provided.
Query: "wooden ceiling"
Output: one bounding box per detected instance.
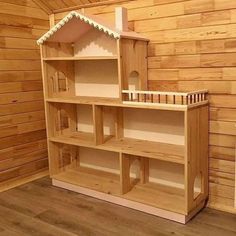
[32,0,105,14]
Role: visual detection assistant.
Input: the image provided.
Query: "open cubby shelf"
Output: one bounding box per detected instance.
[39,8,209,224]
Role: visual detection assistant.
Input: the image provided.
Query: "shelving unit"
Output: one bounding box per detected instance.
[38,8,209,224]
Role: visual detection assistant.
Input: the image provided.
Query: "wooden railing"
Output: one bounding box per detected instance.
[122,90,208,107]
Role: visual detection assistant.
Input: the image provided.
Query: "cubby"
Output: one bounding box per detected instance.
[38,8,209,224]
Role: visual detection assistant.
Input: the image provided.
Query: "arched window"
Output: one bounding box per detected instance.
[128,71,140,91]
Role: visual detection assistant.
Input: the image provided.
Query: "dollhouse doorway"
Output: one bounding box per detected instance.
[128,71,140,91]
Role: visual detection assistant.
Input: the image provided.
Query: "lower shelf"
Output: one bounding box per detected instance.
[52,167,186,215]
[52,167,121,196]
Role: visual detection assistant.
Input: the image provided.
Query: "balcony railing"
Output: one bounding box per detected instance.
[122,90,208,107]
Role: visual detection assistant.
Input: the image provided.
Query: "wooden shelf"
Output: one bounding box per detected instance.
[103,137,184,164]
[49,133,185,164]
[52,167,121,195]
[125,181,185,214]
[50,131,95,147]
[43,56,118,61]
[46,96,188,111]
[52,167,185,214]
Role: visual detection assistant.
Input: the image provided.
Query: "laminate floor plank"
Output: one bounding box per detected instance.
[0,177,235,236]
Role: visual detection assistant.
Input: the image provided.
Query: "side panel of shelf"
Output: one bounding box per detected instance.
[40,43,77,176]
[119,38,148,94]
[119,153,149,194]
[184,105,209,214]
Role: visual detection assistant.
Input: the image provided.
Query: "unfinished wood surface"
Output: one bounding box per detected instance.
[53,172,187,216]
[50,133,185,164]
[120,153,131,194]
[93,105,104,145]
[51,0,236,214]
[184,105,209,213]
[38,6,210,222]
[33,0,106,12]
[0,1,49,188]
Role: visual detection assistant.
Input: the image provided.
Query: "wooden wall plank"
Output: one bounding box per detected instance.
[0,0,48,188]
[0,2,48,19]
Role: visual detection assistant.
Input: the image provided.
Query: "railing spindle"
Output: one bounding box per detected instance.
[151,94,154,103]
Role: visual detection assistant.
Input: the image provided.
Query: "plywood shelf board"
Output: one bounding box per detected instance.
[49,133,185,164]
[124,181,185,214]
[43,56,118,61]
[52,167,121,195]
[46,97,189,111]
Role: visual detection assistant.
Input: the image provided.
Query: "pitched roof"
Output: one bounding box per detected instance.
[37,11,148,45]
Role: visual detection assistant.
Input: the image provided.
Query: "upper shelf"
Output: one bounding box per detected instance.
[46,89,208,111]
[43,56,118,61]
[49,132,185,165]
[46,96,189,111]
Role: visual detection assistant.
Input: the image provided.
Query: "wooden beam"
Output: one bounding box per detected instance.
[32,0,53,15]
[53,0,136,13]
[49,14,55,27]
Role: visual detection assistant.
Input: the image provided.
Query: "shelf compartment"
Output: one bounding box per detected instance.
[52,166,185,214]
[119,153,185,214]
[51,144,121,195]
[44,59,119,99]
[124,181,185,214]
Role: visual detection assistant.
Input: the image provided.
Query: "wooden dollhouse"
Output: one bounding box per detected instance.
[38,7,209,224]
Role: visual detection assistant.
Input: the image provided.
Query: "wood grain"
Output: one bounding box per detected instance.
[0,1,48,187]
[0,177,236,235]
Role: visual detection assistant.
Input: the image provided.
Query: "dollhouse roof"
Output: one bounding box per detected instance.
[37,11,148,45]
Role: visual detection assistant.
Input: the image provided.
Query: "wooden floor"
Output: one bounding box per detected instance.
[0,177,235,236]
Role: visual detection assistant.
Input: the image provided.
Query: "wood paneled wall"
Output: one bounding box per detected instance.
[0,0,49,191]
[54,0,236,214]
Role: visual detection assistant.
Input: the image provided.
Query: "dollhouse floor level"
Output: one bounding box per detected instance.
[52,166,186,214]
[52,168,206,224]
[50,132,185,164]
